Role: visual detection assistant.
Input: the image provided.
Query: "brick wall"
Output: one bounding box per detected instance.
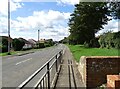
[78,56,120,88]
[107,75,120,89]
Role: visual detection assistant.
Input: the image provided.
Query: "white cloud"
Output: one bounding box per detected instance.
[0,0,23,35]
[57,0,79,5]
[96,19,118,36]
[1,10,71,41]
[0,0,23,16]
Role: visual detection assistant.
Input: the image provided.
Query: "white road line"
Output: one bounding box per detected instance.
[15,58,32,65]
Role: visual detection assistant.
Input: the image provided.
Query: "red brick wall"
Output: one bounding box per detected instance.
[107,75,120,89]
[78,56,120,88]
[115,81,120,88]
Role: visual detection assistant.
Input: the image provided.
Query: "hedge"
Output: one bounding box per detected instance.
[99,31,120,49]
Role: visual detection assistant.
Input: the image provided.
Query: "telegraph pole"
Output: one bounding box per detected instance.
[8,0,11,54]
[38,30,40,48]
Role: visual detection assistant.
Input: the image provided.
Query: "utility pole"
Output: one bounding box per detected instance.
[8,0,11,54]
[38,30,40,48]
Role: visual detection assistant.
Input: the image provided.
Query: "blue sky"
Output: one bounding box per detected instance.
[0,0,119,41]
[11,2,74,19]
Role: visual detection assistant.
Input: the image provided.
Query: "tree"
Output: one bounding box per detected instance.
[12,38,25,51]
[68,2,110,45]
[1,38,8,52]
[109,2,120,19]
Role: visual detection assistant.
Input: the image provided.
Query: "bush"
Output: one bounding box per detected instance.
[89,38,100,48]
[12,38,25,51]
[1,37,8,53]
[45,43,50,47]
[2,45,8,53]
[99,31,120,49]
[39,43,45,48]
[84,38,100,48]
[99,35,106,48]
[84,41,90,48]
[114,38,120,49]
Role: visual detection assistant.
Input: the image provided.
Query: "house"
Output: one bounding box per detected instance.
[28,39,37,48]
[18,38,32,49]
[39,39,45,43]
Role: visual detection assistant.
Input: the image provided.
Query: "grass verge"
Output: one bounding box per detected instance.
[0,51,17,56]
[67,44,120,62]
[0,45,55,56]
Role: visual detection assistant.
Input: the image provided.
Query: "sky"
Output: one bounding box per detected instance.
[0,0,119,41]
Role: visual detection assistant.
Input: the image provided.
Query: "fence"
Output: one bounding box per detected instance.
[17,50,63,89]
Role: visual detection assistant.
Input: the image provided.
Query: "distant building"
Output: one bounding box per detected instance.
[39,39,45,43]
[28,39,37,48]
[18,38,32,49]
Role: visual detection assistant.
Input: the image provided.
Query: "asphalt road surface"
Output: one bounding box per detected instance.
[2,44,65,88]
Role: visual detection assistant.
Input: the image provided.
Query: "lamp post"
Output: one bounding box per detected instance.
[8,0,11,54]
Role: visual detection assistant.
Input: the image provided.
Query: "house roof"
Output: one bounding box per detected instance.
[28,39,37,44]
[18,38,31,44]
[0,36,13,42]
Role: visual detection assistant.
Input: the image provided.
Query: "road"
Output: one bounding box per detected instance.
[2,44,65,88]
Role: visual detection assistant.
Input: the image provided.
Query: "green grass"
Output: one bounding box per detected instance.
[0,51,17,56]
[67,44,120,62]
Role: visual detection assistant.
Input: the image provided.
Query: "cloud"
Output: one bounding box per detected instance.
[0,0,23,35]
[96,19,118,36]
[1,10,71,41]
[57,0,79,5]
[0,0,23,16]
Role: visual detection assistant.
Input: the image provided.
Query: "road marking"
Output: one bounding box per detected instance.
[15,58,32,65]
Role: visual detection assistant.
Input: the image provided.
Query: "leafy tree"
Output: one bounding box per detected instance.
[1,37,8,52]
[12,38,25,51]
[59,37,69,44]
[68,2,110,45]
[109,2,120,19]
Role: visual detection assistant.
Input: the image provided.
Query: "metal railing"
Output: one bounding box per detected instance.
[17,50,63,89]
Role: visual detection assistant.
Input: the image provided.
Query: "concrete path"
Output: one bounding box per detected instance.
[56,46,85,88]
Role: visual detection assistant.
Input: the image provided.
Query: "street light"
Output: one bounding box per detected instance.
[8,0,11,55]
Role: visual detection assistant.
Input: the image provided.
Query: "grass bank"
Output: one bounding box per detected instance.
[67,44,120,62]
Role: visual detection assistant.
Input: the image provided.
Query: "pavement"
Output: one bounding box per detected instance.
[55,46,85,88]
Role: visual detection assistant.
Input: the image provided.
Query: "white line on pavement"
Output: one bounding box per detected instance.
[15,58,32,65]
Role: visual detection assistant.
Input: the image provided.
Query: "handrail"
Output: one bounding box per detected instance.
[17,50,63,89]
[33,71,47,88]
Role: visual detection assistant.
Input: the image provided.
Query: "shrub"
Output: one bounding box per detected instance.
[2,45,8,53]
[84,41,90,48]
[39,43,45,48]
[114,38,120,49]
[12,38,25,51]
[89,38,100,48]
[99,35,106,48]
[99,31,120,49]
[1,37,8,53]
[45,43,50,47]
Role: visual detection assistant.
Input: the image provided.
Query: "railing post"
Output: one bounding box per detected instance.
[55,55,58,72]
[47,63,50,89]
[59,51,62,63]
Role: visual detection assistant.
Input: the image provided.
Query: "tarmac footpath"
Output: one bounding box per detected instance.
[55,46,85,89]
